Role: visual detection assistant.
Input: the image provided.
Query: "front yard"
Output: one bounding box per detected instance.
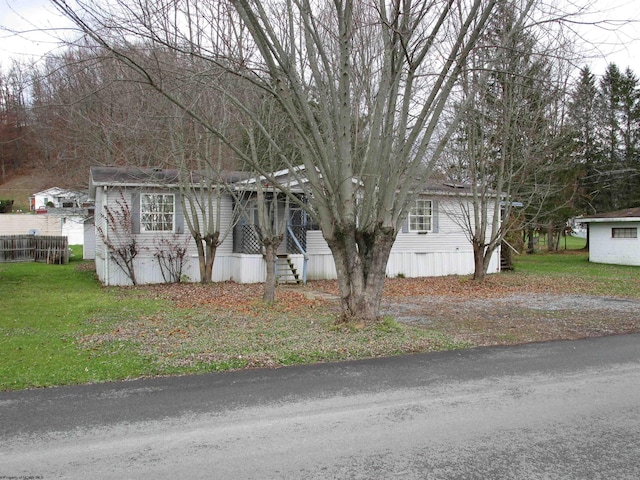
[2,247,640,391]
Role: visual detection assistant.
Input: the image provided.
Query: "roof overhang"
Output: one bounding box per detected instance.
[578,217,640,223]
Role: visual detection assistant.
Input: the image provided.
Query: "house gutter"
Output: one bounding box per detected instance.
[578,217,640,223]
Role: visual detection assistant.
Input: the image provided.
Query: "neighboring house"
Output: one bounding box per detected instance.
[30,187,87,211]
[89,166,500,286]
[578,208,640,266]
[32,187,93,245]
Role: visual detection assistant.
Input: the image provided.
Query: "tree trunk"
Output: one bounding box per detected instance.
[527,227,535,254]
[547,224,556,252]
[325,225,396,324]
[195,235,208,283]
[203,232,220,283]
[472,242,487,282]
[195,232,220,284]
[262,239,280,304]
[204,242,217,283]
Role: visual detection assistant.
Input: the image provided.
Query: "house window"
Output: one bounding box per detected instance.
[408,199,433,232]
[612,227,637,238]
[140,194,175,232]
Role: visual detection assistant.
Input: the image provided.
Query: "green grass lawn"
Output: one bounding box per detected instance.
[0,247,171,390]
[1,244,638,391]
[513,246,640,298]
[1,247,462,390]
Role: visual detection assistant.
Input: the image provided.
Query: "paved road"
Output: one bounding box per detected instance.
[2,334,640,479]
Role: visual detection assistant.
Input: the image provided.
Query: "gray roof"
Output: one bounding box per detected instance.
[88,165,478,198]
[90,166,182,187]
[89,166,250,197]
[578,207,640,223]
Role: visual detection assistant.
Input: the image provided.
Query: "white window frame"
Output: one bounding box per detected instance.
[611,227,637,239]
[408,199,433,233]
[140,193,175,232]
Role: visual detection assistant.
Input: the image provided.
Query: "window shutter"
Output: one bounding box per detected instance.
[401,217,409,233]
[131,192,140,234]
[174,194,184,234]
[432,200,439,233]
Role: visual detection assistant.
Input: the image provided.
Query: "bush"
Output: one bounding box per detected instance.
[0,199,14,213]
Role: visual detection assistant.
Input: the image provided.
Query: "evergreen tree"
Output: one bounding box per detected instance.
[617,68,640,208]
[596,63,623,211]
[446,0,571,276]
[570,64,640,213]
[567,66,601,214]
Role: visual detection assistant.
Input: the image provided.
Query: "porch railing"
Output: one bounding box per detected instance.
[233,224,307,256]
[233,223,308,285]
[286,224,308,285]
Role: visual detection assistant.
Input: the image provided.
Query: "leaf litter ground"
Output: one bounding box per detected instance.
[79,270,640,374]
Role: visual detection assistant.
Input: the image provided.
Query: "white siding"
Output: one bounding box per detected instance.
[0,214,62,236]
[304,195,500,280]
[95,186,238,285]
[306,253,337,280]
[93,186,500,285]
[588,222,640,266]
[60,215,86,245]
[93,187,108,282]
[306,230,331,254]
[83,219,96,260]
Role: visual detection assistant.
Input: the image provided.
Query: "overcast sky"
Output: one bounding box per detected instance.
[1,0,639,75]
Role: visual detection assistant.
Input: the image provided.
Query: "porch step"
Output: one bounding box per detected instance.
[500,242,514,271]
[276,255,302,285]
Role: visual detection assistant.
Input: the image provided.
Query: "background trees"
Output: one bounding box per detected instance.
[50,0,512,322]
[0,1,638,316]
[567,63,640,214]
[0,62,34,185]
[444,1,574,280]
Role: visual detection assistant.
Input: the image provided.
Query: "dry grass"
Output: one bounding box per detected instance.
[78,284,465,372]
[5,249,639,390]
[80,253,640,374]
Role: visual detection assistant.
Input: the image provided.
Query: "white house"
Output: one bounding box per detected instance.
[89,166,500,286]
[578,207,640,266]
[30,187,85,211]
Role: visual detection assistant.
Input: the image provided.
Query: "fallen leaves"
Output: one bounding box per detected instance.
[77,272,640,375]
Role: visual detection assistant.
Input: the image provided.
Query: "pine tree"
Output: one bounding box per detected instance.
[617,68,640,208]
[567,66,600,214]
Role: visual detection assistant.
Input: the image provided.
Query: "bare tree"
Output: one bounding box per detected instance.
[179,160,245,284]
[242,127,289,303]
[0,62,31,184]
[96,190,141,285]
[53,0,539,322]
[444,0,576,280]
[28,44,180,188]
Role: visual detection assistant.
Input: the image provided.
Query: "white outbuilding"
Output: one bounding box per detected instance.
[578,208,640,266]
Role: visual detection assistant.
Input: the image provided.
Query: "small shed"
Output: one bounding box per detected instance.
[578,207,640,266]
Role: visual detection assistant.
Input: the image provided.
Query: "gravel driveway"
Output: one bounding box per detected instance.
[380,292,640,345]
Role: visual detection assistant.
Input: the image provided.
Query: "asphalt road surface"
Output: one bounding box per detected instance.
[2,334,640,479]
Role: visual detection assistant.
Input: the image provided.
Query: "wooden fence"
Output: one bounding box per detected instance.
[0,235,69,264]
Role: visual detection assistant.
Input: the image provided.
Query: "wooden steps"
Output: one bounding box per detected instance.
[275,254,302,285]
